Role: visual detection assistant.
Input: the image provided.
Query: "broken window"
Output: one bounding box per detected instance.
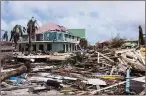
[47,44,52,51]
[32,45,36,51]
[66,44,68,52]
[39,44,44,51]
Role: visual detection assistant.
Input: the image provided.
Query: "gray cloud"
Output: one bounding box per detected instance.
[1,1,145,44]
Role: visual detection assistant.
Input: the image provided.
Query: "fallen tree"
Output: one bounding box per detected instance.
[1,60,31,82]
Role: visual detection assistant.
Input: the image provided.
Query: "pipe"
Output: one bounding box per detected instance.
[125,68,130,92]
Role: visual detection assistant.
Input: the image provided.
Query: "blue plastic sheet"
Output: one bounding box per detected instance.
[9,77,21,84]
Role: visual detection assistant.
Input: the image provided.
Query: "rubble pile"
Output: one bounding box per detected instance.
[1,48,145,95]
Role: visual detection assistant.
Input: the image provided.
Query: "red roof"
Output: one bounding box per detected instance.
[36,22,67,34]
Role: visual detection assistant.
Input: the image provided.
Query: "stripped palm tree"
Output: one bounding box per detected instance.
[26,17,38,54]
[1,30,8,41]
[3,31,8,41]
[10,25,26,50]
[138,25,145,46]
[79,38,88,49]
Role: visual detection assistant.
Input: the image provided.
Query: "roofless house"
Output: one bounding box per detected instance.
[17,22,85,52]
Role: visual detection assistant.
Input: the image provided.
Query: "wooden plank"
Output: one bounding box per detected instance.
[97,52,99,63]
[1,65,27,82]
[110,66,116,75]
[77,81,126,95]
[97,52,115,64]
[137,50,145,65]
[115,49,134,54]
[121,54,145,71]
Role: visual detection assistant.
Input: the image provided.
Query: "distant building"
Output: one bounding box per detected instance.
[17,23,86,52]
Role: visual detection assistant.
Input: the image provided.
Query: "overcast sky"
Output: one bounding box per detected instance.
[1,1,145,44]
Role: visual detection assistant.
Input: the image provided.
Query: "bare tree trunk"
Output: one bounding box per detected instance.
[1,65,27,82]
[15,43,17,50]
[28,33,31,54]
[28,24,32,54]
[1,61,31,82]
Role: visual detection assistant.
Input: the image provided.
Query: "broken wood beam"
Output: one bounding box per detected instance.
[115,49,135,54]
[1,61,31,82]
[96,52,115,64]
[97,52,99,63]
[1,65,27,82]
[3,64,23,69]
[90,81,126,95]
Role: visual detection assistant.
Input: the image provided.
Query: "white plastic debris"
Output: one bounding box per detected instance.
[83,79,106,85]
[30,59,35,62]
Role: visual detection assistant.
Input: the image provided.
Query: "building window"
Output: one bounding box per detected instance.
[77,37,79,41]
[25,44,29,51]
[47,44,52,51]
[63,44,65,52]
[32,45,36,51]
[65,34,68,40]
[58,33,63,40]
[39,44,44,51]
[72,44,74,51]
[69,35,71,38]
[65,34,68,38]
[22,35,28,41]
[36,34,43,41]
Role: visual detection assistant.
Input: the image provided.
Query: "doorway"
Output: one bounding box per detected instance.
[47,44,52,51]
[63,44,65,52]
[32,45,36,51]
[66,44,68,52]
[25,44,29,51]
[39,44,44,51]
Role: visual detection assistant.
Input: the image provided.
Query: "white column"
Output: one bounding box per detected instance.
[68,44,70,52]
[71,44,72,52]
[44,43,47,51]
[75,45,77,51]
[43,43,45,51]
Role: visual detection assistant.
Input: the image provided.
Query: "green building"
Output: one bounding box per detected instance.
[68,29,86,38]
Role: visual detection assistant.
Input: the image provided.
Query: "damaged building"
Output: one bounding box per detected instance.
[17,23,86,52]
